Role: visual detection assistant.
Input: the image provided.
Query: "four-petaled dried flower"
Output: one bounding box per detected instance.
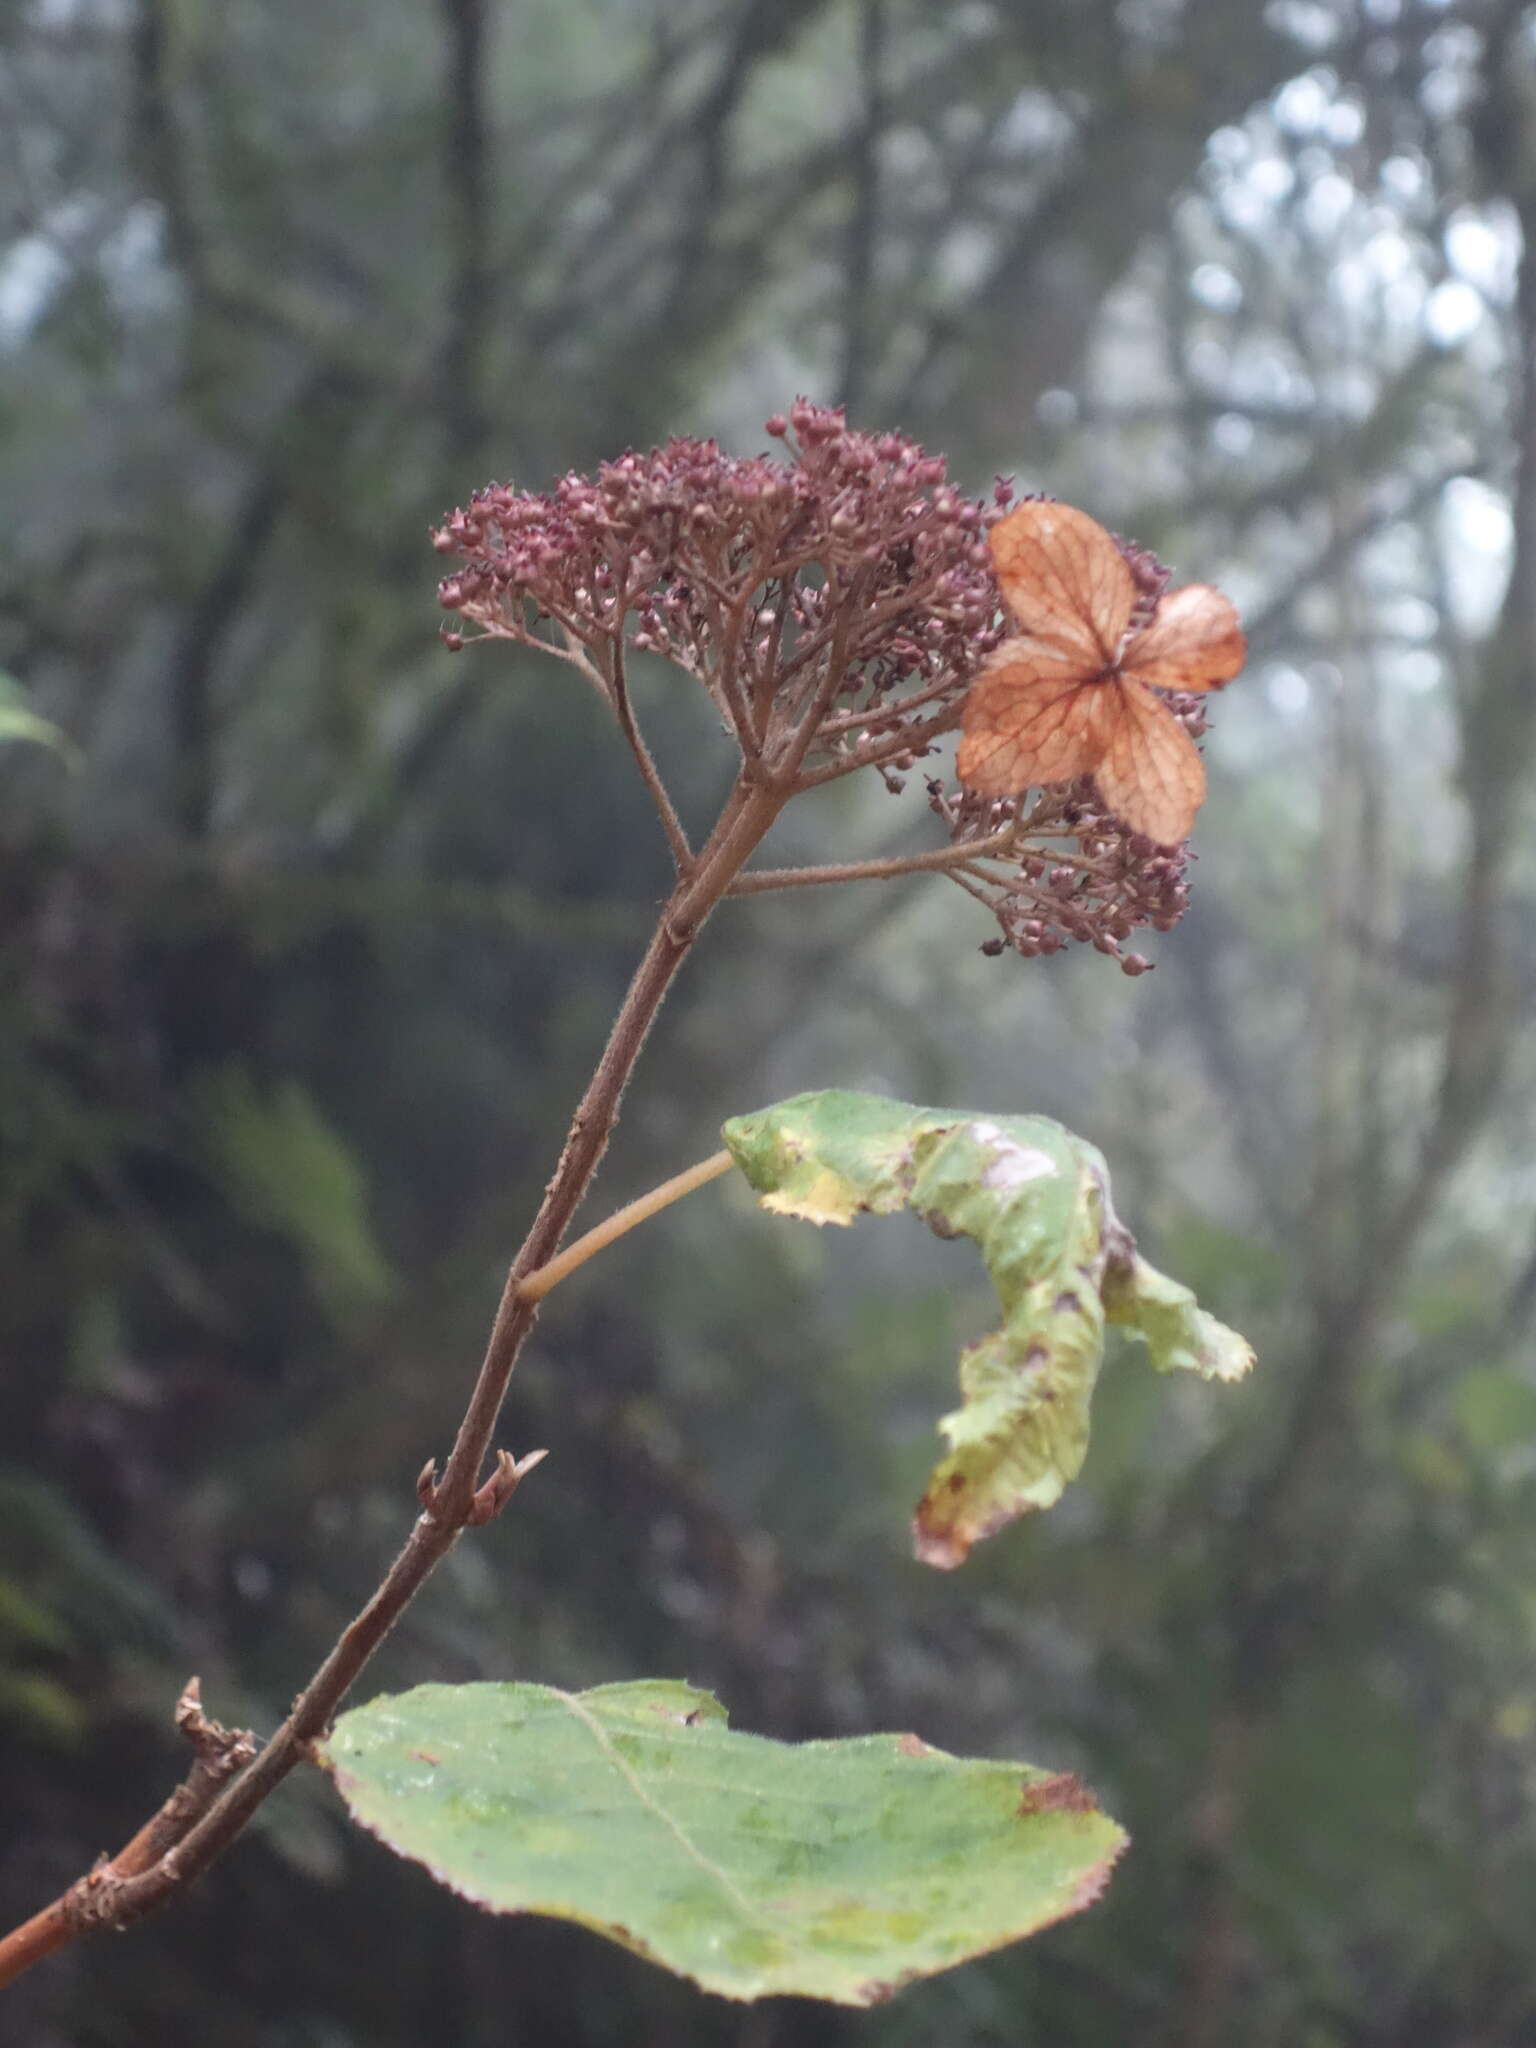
[958,501,1247,846]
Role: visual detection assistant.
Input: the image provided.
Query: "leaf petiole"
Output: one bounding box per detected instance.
[516,1149,735,1303]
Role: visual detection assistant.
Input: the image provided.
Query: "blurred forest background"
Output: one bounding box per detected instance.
[3,0,1536,2042]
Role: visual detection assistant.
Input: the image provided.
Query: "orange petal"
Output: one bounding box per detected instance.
[1122,583,1246,693]
[958,648,1119,795]
[989,501,1136,673]
[1092,679,1207,843]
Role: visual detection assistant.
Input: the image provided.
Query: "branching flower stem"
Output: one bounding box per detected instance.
[0,771,786,1990]
[796,701,965,790]
[605,626,694,871]
[750,580,790,739]
[715,558,766,760]
[816,667,967,736]
[729,824,1017,896]
[773,572,867,784]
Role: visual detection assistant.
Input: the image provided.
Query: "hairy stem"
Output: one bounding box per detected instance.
[815,666,967,737]
[714,563,765,760]
[728,826,1015,896]
[606,613,695,873]
[795,699,964,790]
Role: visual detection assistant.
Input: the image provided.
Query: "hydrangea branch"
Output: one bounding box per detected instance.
[0,400,1233,1985]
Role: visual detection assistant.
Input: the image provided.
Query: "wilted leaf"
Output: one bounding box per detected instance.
[1101,1251,1255,1382]
[722,1090,1254,1566]
[320,1679,1125,2005]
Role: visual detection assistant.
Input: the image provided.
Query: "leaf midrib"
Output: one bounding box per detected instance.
[555,1690,782,1936]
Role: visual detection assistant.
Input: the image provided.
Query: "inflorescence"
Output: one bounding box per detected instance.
[434,400,1211,971]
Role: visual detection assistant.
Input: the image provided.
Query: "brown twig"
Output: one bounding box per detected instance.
[0,772,786,1986]
[0,1679,256,1983]
[114,1680,260,1879]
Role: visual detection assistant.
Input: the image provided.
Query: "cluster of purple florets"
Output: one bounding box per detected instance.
[434,402,1214,971]
[929,754,1199,975]
[435,400,1007,758]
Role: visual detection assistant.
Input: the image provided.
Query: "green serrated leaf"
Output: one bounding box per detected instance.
[320,1680,1125,2005]
[722,1090,1254,1567]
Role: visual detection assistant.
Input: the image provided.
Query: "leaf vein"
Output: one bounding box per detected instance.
[554,1692,779,1929]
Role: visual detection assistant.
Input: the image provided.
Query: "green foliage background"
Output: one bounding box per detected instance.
[3,2,1535,2042]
